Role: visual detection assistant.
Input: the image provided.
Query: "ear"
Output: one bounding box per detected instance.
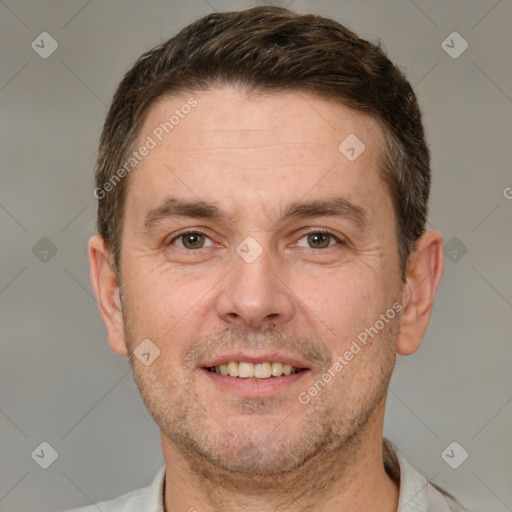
[88,235,128,356]
[397,230,444,356]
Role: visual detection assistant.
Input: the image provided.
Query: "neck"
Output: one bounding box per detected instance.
[161,403,399,512]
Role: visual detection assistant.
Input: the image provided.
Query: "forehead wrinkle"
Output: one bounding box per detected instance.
[184,142,330,154]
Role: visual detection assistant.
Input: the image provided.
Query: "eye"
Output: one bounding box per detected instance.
[170,231,214,249]
[296,231,340,249]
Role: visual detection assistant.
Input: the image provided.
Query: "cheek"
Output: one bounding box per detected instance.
[289,268,394,350]
[121,258,220,348]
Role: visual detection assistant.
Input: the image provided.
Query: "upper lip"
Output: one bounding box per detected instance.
[201,352,311,370]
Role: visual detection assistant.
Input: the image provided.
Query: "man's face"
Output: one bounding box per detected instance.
[117,86,404,475]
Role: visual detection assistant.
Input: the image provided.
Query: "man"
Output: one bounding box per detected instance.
[67,5,466,512]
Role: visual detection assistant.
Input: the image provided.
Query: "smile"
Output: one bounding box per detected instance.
[206,361,305,379]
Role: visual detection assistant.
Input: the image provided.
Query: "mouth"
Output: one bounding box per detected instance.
[200,355,311,398]
[205,361,307,379]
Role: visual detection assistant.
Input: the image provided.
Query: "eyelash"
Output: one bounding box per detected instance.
[168,228,344,249]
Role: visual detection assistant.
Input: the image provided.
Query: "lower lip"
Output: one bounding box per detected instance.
[201,368,310,398]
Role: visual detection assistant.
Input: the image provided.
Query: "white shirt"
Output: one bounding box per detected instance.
[61,445,461,512]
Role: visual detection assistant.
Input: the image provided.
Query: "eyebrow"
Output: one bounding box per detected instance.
[143,196,367,231]
[144,198,229,230]
[282,197,367,228]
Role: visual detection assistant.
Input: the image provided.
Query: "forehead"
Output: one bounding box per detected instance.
[126,86,390,223]
[142,86,382,155]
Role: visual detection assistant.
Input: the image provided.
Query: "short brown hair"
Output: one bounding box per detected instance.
[95,6,430,278]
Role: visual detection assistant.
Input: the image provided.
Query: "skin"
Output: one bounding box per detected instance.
[89,86,444,512]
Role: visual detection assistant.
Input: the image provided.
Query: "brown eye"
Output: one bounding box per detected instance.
[297,232,339,249]
[172,232,212,249]
[309,233,330,248]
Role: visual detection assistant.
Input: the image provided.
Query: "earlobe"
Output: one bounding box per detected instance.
[396,231,444,356]
[88,235,128,356]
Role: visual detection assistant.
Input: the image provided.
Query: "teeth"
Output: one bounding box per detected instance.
[254,362,272,379]
[238,362,254,378]
[209,361,303,379]
[227,361,239,377]
[282,364,293,376]
[271,362,283,376]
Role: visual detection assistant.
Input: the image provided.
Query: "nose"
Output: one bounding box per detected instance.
[215,244,295,330]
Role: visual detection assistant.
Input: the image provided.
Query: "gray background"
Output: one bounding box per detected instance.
[1,0,511,510]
